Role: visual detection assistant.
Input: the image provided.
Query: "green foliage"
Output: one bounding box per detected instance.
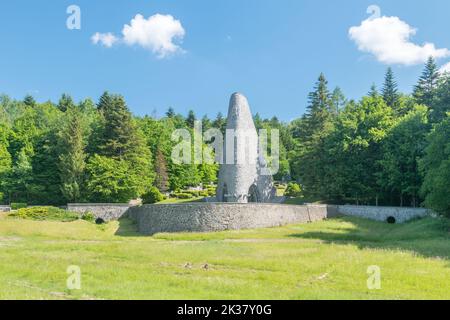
[11,203,27,210]
[81,211,96,223]
[378,105,430,206]
[285,182,302,197]
[9,206,79,222]
[142,186,165,204]
[86,155,140,203]
[413,57,440,109]
[58,108,87,202]
[173,192,194,199]
[382,67,399,108]
[420,115,450,217]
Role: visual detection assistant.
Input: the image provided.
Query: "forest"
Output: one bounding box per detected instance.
[0,57,449,216]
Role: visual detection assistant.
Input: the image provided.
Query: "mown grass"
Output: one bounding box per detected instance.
[0,213,449,300]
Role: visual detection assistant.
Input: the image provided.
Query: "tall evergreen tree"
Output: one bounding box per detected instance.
[382,67,399,108]
[88,94,154,202]
[57,94,75,112]
[291,73,334,197]
[368,83,379,98]
[212,112,226,134]
[97,91,113,113]
[23,95,36,108]
[413,57,440,107]
[186,110,196,128]
[58,108,87,202]
[166,107,175,118]
[154,147,169,193]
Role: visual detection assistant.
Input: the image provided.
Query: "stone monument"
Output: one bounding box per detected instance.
[216,93,276,203]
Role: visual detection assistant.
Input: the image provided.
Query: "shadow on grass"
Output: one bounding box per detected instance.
[114,218,147,237]
[288,216,450,262]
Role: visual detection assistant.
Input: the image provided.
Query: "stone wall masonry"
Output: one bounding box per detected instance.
[127,203,338,235]
[0,206,11,212]
[337,205,430,223]
[67,203,132,222]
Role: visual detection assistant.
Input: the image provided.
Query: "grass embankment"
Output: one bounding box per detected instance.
[0,212,449,300]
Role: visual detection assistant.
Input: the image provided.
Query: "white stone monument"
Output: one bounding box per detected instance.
[216,93,276,203]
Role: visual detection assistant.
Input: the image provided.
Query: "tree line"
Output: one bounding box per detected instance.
[289,58,449,216]
[0,57,448,216]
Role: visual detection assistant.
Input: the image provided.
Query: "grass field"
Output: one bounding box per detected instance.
[0,212,449,300]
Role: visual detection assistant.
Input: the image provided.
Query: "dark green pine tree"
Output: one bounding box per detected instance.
[382,67,399,108]
[201,115,212,131]
[368,83,379,98]
[23,95,36,107]
[212,112,226,134]
[58,108,87,203]
[304,73,332,135]
[99,95,137,159]
[186,110,196,128]
[166,107,175,118]
[57,93,75,112]
[154,147,169,193]
[97,91,114,113]
[413,57,440,107]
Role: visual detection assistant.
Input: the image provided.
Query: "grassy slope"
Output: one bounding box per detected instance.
[0,213,449,300]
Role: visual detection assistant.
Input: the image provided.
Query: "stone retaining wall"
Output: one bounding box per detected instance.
[0,206,11,212]
[337,205,430,223]
[127,203,338,235]
[67,203,131,222]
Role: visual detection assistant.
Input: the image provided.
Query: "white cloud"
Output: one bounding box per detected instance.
[440,62,450,74]
[91,14,185,58]
[122,14,185,58]
[349,16,450,65]
[91,32,119,48]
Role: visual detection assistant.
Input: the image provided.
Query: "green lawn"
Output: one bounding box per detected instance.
[0,212,449,300]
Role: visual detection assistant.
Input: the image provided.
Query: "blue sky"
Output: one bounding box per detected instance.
[1,0,449,121]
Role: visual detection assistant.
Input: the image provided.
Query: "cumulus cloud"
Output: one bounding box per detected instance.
[91,13,185,58]
[349,16,450,65]
[440,62,450,74]
[91,32,118,48]
[122,14,185,58]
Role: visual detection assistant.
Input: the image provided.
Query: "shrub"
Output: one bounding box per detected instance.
[9,206,79,222]
[199,191,209,197]
[11,203,27,210]
[142,187,165,204]
[81,211,96,223]
[175,193,194,199]
[285,183,302,197]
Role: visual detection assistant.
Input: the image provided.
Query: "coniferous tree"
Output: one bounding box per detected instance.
[368,83,379,98]
[186,110,196,128]
[213,112,226,134]
[413,57,440,107]
[154,147,169,193]
[166,107,175,118]
[58,108,87,202]
[57,94,75,112]
[87,94,154,202]
[23,95,36,107]
[382,68,399,108]
[291,73,334,197]
[97,91,113,113]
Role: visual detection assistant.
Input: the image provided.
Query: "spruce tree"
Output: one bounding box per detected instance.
[57,94,75,112]
[23,95,36,107]
[368,83,379,98]
[97,91,113,113]
[58,108,87,202]
[154,147,169,193]
[413,57,440,107]
[166,107,175,118]
[186,110,196,128]
[382,67,399,108]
